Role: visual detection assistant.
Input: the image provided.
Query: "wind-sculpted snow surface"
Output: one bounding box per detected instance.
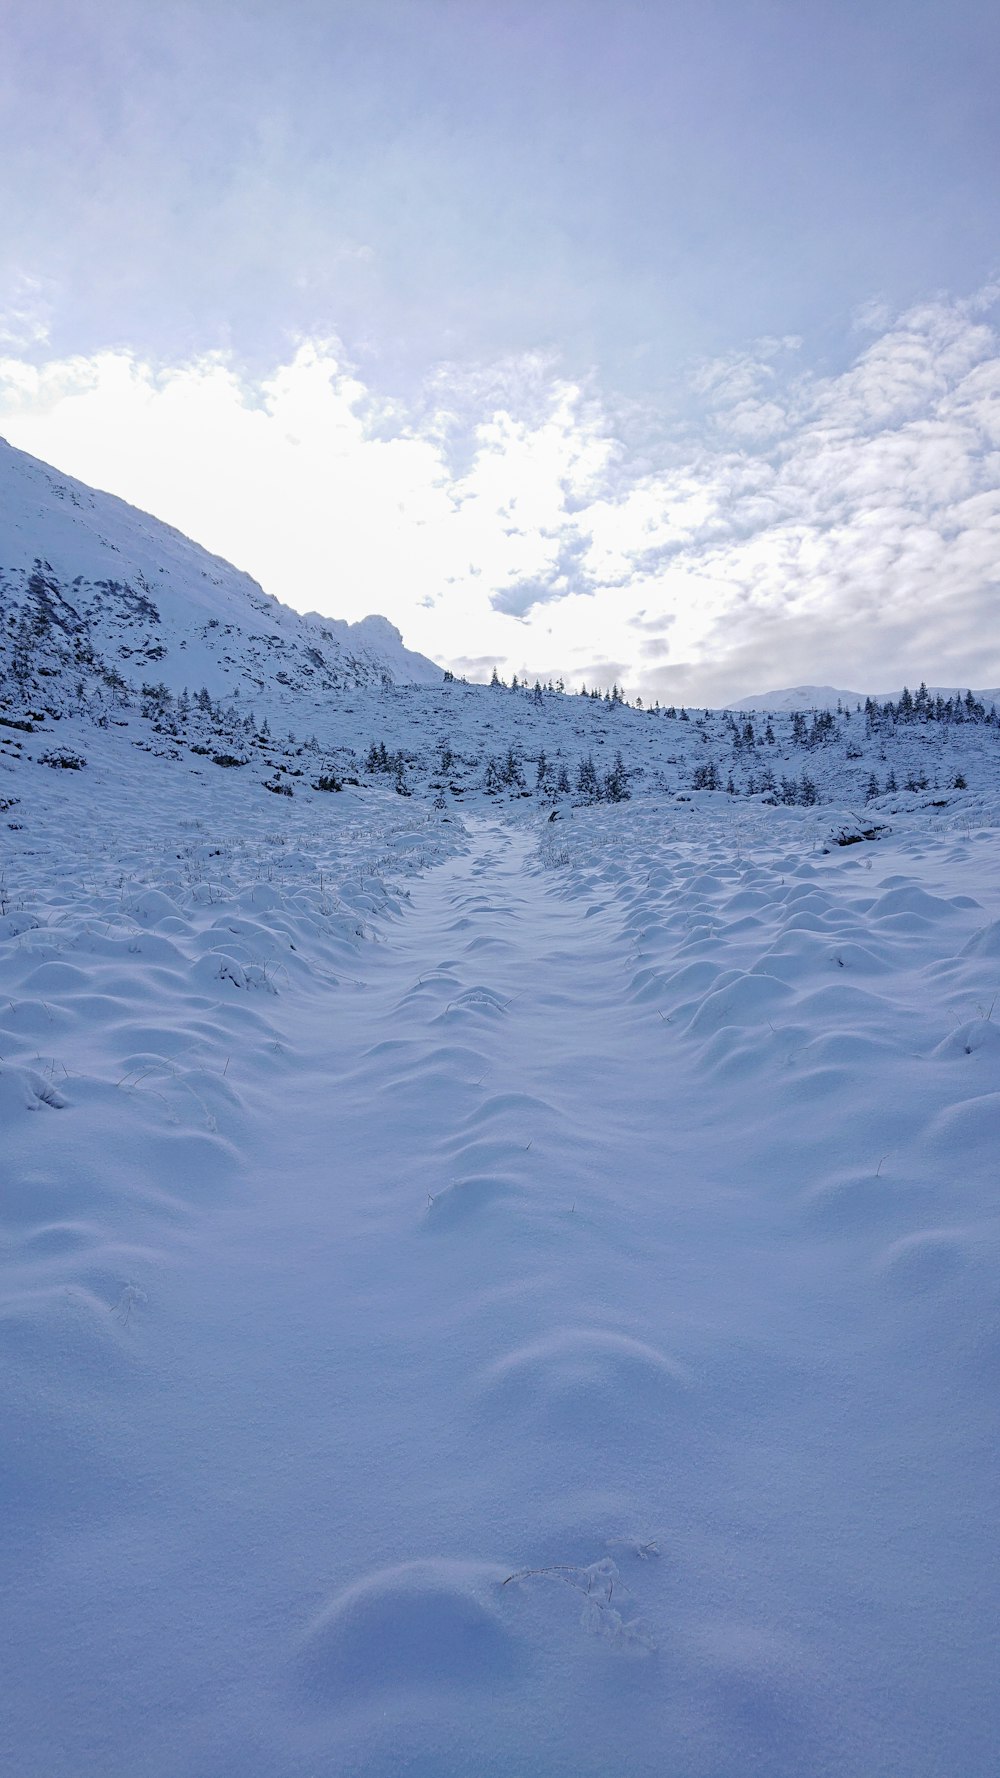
[2,738,999,1777]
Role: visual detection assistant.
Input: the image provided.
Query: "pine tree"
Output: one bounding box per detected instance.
[604,751,630,801]
[576,754,600,799]
[501,746,525,789]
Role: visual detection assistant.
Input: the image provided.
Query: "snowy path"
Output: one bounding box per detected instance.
[4,809,999,1777]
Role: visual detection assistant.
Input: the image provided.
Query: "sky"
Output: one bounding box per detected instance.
[0,0,998,702]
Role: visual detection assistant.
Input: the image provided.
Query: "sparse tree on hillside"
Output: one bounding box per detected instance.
[502,746,525,789]
[576,754,600,799]
[483,757,503,795]
[604,751,630,801]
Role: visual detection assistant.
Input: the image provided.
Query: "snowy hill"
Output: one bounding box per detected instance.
[0,436,442,701]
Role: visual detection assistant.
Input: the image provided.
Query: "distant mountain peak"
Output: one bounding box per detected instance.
[729,684,865,712]
[730,681,1000,712]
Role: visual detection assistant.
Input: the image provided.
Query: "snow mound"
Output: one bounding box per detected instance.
[961,917,1000,957]
[481,1328,690,1435]
[298,1559,513,1698]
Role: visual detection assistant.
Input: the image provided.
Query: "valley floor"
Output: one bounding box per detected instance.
[2,765,999,1776]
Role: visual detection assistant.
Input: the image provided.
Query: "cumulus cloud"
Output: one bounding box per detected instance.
[0,289,997,701]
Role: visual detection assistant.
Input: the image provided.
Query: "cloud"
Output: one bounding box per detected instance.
[573,660,631,687]
[447,654,496,676]
[851,297,892,334]
[0,288,998,701]
[490,581,553,619]
[628,612,676,633]
[0,272,55,349]
[489,535,594,617]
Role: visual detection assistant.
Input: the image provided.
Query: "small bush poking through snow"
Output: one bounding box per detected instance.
[39,748,86,769]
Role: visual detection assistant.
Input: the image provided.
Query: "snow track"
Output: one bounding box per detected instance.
[3,796,999,1777]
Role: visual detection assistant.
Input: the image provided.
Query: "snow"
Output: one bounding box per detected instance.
[2,440,999,1775]
[3,719,999,1777]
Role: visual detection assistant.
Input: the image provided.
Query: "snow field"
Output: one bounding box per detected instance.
[2,736,999,1776]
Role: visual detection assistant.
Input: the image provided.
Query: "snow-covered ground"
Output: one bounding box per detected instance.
[3,720,998,1777]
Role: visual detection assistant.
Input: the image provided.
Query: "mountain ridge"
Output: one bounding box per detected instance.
[0,436,442,700]
[731,682,1000,712]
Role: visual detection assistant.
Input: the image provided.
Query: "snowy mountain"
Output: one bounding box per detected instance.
[0,436,442,701]
[730,684,865,711]
[735,681,1000,711]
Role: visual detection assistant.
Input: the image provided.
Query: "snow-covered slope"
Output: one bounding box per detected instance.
[0,436,442,698]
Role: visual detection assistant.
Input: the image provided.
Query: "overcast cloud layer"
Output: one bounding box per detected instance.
[2,290,998,703]
[2,2,998,700]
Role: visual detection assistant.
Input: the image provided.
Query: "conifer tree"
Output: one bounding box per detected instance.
[576,754,600,799]
[604,751,630,801]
